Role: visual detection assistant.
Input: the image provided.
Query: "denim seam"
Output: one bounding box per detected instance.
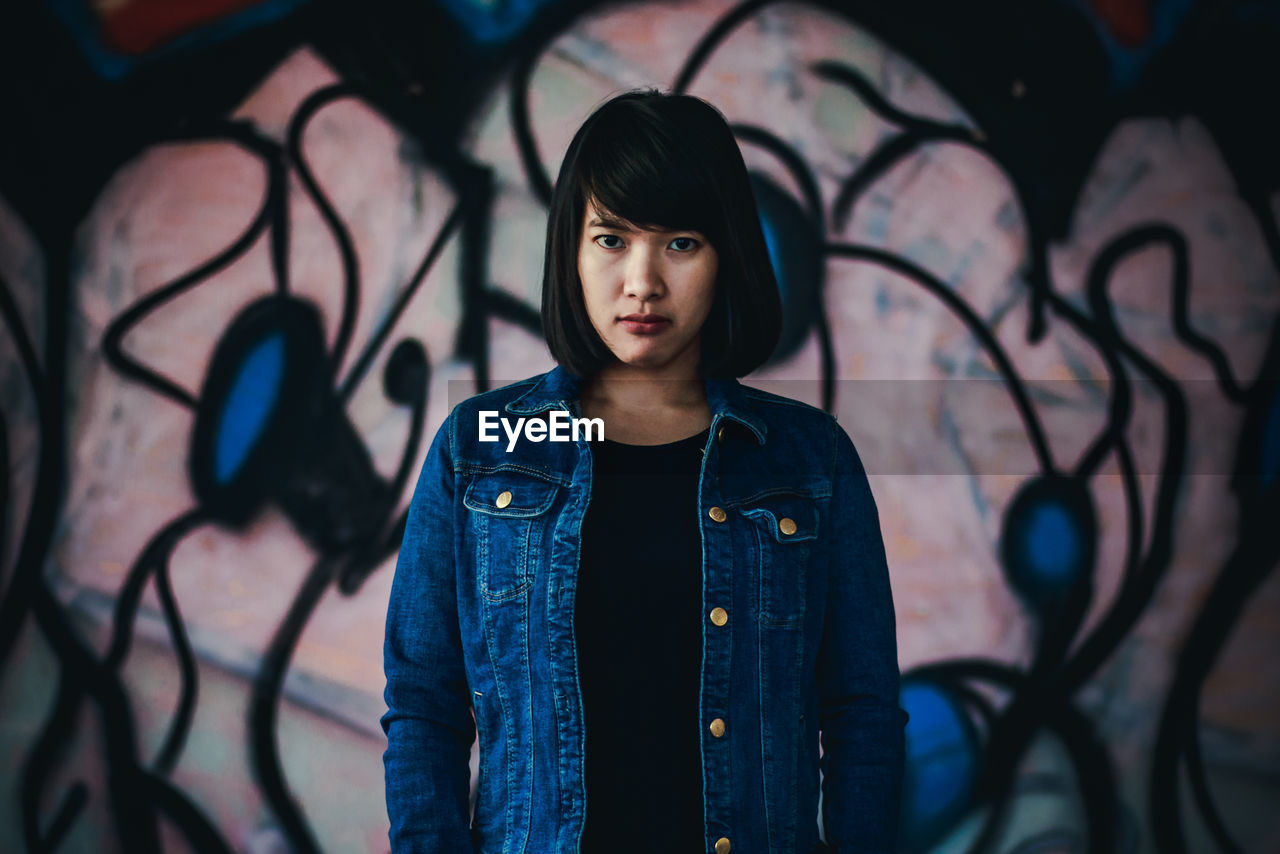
[787,559,807,853]
[724,485,833,506]
[516,587,533,854]
[757,523,777,853]
[741,506,821,545]
[481,592,517,853]
[569,441,592,852]
[464,485,559,519]
[456,462,572,487]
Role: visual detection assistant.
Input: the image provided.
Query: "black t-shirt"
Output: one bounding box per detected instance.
[575,427,709,853]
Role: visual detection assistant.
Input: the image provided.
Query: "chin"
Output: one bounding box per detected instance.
[614,347,674,370]
[617,354,665,369]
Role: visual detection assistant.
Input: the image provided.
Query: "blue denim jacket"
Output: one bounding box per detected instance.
[382,366,907,853]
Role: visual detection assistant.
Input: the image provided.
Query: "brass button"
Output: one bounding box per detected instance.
[709,607,728,626]
[715,838,731,854]
[778,517,797,536]
[709,718,726,738]
[708,506,727,523]
[716,424,726,443]
[495,490,512,509]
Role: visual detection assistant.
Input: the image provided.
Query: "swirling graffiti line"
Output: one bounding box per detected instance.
[4,91,497,850]
[0,0,1276,852]
[656,2,1280,851]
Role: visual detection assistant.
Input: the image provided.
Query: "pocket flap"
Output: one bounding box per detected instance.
[739,491,820,542]
[463,469,560,517]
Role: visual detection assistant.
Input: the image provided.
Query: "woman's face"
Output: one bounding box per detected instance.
[577,199,719,374]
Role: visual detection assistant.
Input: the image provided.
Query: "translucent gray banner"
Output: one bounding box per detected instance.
[446,378,1270,477]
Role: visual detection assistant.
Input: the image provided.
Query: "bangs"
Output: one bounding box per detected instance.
[574,104,723,240]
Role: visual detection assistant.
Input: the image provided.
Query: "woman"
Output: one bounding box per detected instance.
[383,90,907,854]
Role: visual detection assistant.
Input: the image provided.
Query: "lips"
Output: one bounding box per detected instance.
[618,314,671,335]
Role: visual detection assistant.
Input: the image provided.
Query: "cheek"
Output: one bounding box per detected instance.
[577,261,601,308]
[578,268,615,335]
[579,256,614,300]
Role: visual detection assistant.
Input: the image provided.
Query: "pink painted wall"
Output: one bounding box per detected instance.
[2,0,1277,850]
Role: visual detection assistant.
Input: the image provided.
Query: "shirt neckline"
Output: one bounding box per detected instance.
[599,426,710,450]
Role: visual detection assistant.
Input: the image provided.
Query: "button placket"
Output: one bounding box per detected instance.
[700,429,735,849]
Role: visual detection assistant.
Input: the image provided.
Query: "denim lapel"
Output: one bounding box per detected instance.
[506,364,767,445]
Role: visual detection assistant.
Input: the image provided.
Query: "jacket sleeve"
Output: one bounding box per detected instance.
[818,423,908,853]
[382,411,476,852]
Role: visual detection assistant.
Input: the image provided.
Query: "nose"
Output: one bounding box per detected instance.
[622,245,665,303]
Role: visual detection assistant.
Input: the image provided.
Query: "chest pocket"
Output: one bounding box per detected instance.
[463,468,561,601]
[739,491,820,627]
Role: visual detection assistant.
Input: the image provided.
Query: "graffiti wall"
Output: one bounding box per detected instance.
[1,0,1277,851]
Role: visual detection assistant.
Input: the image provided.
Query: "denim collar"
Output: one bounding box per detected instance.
[505,364,767,445]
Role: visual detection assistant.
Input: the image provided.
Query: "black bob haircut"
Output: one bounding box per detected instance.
[540,90,782,379]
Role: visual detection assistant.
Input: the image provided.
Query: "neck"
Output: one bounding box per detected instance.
[582,350,705,414]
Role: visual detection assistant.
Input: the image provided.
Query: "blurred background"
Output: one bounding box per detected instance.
[1,0,1278,851]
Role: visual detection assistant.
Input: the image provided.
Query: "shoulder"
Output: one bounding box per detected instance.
[738,383,840,442]
[442,372,573,475]
[740,384,830,419]
[737,382,873,480]
[729,384,849,495]
[447,374,545,426]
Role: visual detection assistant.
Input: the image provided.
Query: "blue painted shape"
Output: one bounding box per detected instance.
[1261,384,1280,488]
[899,680,980,852]
[1019,500,1082,588]
[1001,476,1095,609]
[214,332,285,485]
[760,216,785,302]
[875,285,891,317]
[749,174,822,363]
[50,0,313,81]
[436,0,557,45]
[1058,0,1198,91]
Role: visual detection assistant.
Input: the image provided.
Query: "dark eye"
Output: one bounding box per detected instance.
[594,234,623,249]
[670,237,698,252]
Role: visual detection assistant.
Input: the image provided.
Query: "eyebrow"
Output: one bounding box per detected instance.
[586,215,636,232]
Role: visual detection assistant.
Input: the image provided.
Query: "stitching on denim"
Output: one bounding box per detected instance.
[462,470,563,520]
[757,518,806,627]
[725,486,832,506]
[479,588,516,853]
[502,373,556,411]
[464,488,559,520]
[447,404,458,464]
[786,613,806,853]
[456,462,572,488]
[505,398,570,415]
[478,516,534,603]
[476,513,492,601]
[757,523,778,851]
[568,443,592,851]
[741,507,821,546]
[514,585,533,853]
